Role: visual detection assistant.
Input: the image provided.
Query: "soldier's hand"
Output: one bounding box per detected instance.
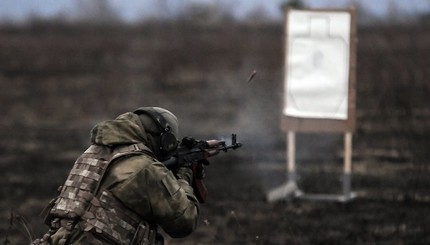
[175,166,193,184]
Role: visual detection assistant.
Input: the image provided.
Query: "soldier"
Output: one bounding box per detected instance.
[32,107,199,245]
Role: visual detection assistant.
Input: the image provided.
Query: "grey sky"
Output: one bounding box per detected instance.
[0,0,429,22]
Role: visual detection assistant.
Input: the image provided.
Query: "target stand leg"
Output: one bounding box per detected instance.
[267,131,303,202]
[341,132,357,201]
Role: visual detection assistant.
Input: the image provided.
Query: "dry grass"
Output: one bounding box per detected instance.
[1,23,429,244]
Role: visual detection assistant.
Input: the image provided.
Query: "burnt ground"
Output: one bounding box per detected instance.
[0,22,429,244]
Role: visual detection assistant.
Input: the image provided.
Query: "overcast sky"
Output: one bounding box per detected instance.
[0,0,429,22]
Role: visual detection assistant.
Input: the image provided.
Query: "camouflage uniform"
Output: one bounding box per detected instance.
[34,111,199,245]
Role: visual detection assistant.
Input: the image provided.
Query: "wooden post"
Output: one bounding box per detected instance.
[287,131,296,181]
[344,132,352,174]
[343,132,353,197]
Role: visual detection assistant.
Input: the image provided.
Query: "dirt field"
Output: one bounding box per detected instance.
[1,22,429,244]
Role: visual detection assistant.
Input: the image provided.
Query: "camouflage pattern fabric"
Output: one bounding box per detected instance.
[43,112,199,244]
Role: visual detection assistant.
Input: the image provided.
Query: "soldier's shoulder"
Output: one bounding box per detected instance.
[117,153,155,169]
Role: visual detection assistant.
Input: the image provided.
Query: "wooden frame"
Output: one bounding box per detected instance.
[268,7,357,202]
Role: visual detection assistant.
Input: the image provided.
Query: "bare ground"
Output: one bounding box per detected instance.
[0,23,429,244]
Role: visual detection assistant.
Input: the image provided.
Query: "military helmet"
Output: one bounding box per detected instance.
[134,107,179,158]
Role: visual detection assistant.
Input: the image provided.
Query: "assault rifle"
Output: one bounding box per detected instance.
[163,134,242,203]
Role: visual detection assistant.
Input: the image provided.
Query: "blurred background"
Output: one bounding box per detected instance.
[1,0,429,244]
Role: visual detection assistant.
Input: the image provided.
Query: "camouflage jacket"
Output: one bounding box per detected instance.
[46,112,199,245]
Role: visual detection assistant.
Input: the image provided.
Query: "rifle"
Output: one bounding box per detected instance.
[163,134,242,203]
